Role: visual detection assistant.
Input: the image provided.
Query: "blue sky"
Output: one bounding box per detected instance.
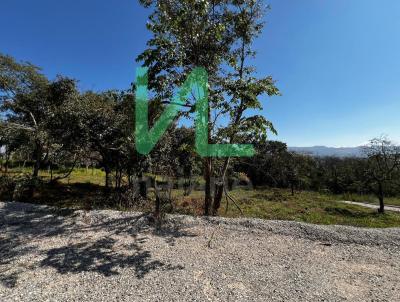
[1,0,399,147]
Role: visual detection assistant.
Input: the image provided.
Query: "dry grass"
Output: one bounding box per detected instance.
[3,167,400,228]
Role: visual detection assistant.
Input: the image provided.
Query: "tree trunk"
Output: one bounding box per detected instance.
[137,173,148,198]
[184,176,192,196]
[32,142,42,178]
[378,182,384,213]
[204,157,212,216]
[4,151,9,174]
[115,169,120,189]
[203,103,214,216]
[32,155,41,178]
[212,157,231,216]
[212,183,224,216]
[139,180,147,198]
[104,165,111,190]
[154,194,161,218]
[378,196,384,213]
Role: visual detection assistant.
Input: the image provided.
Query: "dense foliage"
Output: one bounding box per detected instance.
[137,0,280,215]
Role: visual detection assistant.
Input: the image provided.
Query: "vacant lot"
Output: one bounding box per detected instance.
[3,168,400,228]
[1,201,399,301]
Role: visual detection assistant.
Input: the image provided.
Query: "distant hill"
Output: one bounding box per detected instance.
[288,146,364,158]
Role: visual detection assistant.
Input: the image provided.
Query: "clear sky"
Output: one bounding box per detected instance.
[1,0,400,147]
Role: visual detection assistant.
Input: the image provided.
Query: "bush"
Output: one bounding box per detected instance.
[2,176,44,202]
[0,176,17,201]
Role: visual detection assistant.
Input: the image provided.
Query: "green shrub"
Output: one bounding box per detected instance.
[0,176,17,200]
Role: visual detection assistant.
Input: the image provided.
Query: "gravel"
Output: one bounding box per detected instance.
[1,201,400,302]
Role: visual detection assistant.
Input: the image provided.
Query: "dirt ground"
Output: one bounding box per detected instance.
[1,201,399,301]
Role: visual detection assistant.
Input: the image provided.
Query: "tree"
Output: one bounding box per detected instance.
[137,0,279,215]
[172,127,201,195]
[236,140,286,187]
[283,152,304,196]
[363,137,400,213]
[69,91,128,190]
[1,54,48,177]
[0,54,82,179]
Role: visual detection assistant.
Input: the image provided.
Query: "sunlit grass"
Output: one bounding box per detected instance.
[4,166,106,185]
[174,188,400,228]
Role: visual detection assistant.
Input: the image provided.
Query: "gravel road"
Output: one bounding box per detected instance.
[1,201,400,302]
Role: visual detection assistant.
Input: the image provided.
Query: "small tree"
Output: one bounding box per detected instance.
[363,137,400,213]
[70,91,128,190]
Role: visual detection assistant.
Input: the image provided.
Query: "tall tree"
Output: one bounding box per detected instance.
[137,0,279,215]
[363,137,400,213]
[0,54,81,178]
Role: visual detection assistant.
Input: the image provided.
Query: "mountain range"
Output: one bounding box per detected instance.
[288,146,364,158]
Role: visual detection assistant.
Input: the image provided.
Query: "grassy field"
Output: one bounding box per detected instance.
[2,167,400,228]
[4,166,106,185]
[172,188,400,228]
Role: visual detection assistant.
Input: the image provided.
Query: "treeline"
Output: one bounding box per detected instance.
[1,53,400,214]
[237,138,400,213]
[2,52,400,214]
[0,53,199,191]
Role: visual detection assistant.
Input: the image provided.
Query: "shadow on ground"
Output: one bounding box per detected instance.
[0,202,190,288]
[324,206,374,218]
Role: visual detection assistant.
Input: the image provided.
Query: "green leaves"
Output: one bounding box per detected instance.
[0,53,47,99]
[137,0,280,154]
